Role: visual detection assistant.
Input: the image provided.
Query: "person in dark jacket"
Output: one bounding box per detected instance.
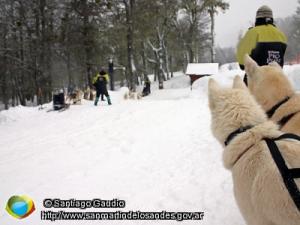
[142,78,151,97]
[236,5,287,85]
[92,69,112,106]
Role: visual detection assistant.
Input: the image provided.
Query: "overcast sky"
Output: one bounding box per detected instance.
[215,0,299,48]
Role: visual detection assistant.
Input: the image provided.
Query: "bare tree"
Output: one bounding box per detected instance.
[206,0,229,63]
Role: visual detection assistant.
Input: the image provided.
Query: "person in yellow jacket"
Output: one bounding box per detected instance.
[92,69,111,106]
[236,5,287,85]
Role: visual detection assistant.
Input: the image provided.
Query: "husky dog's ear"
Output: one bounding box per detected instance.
[269,61,281,68]
[233,75,247,90]
[208,79,221,109]
[244,54,258,76]
[208,78,221,93]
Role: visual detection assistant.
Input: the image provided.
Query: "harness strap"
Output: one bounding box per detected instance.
[278,111,300,129]
[265,136,300,211]
[273,133,300,142]
[278,113,296,128]
[224,125,253,146]
[290,169,300,179]
[266,96,290,118]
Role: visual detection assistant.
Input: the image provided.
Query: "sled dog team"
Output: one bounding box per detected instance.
[208,54,300,225]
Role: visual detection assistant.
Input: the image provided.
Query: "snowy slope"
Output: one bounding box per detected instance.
[7,65,300,224]
[283,64,300,90]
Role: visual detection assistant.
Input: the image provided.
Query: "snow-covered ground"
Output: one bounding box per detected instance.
[1,65,300,225]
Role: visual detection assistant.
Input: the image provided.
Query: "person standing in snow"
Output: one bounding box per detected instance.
[236,5,287,85]
[92,69,112,106]
[142,77,151,97]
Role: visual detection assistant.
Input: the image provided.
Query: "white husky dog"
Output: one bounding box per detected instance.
[208,76,300,225]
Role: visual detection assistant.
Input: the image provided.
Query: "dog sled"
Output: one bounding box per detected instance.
[53,92,70,111]
[47,90,70,112]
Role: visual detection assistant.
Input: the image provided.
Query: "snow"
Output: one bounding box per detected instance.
[192,63,300,94]
[186,63,219,75]
[283,64,300,90]
[2,64,299,225]
[219,62,240,72]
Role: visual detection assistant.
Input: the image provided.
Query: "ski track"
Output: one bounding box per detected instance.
[0,74,245,225]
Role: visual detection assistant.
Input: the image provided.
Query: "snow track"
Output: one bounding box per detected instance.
[0,72,246,225]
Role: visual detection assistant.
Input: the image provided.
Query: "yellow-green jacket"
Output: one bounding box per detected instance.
[92,73,109,84]
[237,24,287,69]
[92,72,110,92]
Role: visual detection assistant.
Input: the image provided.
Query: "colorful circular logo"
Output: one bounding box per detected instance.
[6,195,35,219]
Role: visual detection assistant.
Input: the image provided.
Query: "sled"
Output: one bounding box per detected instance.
[47,91,70,112]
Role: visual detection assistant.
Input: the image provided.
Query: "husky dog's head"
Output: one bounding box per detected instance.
[208,76,267,146]
[244,54,294,111]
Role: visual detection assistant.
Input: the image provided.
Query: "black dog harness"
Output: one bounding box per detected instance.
[278,112,299,128]
[266,96,290,118]
[225,129,300,210]
[266,96,300,128]
[265,134,300,211]
[224,125,254,146]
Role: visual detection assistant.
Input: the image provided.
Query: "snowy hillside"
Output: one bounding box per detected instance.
[1,65,300,225]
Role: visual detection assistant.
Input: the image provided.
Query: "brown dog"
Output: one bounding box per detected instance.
[244,54,300,136]
[66,89,84,104]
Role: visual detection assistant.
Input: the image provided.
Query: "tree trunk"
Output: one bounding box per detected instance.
[141,41,147,82]
[210,6,215,63]
[10,0,25,106]
[32,3,41,106]
[67,52,73,88]
[187,46,194,63]
[124,0,136,91]
[170,55,174,78]
[1,25,9,109]
[157,31,166,88]
[82,0,93,91]
[18,2,26,104]
[184,51,189,72]
[45,7,54,103]
[162,39,170,80]
[39,0,47,104]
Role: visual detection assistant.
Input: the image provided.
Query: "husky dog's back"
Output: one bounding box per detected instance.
[244,54,300,136]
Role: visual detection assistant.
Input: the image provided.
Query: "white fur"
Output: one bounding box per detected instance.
[208,77,300,225]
